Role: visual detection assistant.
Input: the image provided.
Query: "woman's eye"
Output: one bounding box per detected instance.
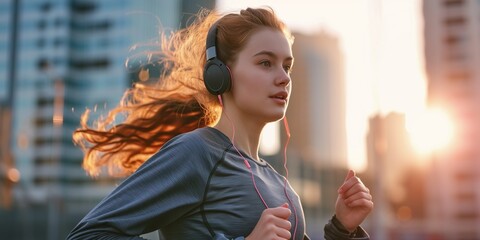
[284,65,292,73]
[260,61,271,67]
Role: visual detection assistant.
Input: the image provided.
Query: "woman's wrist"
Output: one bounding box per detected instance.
[325,215,370,239]
[332,215,358,236]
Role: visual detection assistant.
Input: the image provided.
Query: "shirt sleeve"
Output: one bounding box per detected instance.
[66,134,211,240]
[323,215,370,240]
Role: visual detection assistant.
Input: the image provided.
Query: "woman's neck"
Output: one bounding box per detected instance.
[214,113,264,161]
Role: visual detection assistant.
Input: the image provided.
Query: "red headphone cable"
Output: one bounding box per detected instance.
[282,117,298,239]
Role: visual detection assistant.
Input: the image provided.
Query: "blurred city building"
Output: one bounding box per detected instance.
[423,0,480,238]
[365,113,429,239]
[284,31,351,239]
[365,1,480,239]
[0,0,214,239]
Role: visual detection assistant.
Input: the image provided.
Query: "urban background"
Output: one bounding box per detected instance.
[0,0,479,239]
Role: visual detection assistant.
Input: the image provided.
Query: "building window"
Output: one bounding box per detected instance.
[447,71,470,81]
[34,117,53,128]
[37,58,50,71]
[443,33,467,62]
[37,19,47,31]
[443,0,465,6]
[455,211,478,220]
[454,171,474,181]
[71,1,96,14]
[36,96,54,108]
[444,16,467,26]
[71,20,112,31]
[69,58,110,69]
[53,37,65,48]
[444,34,464,46]
[39,2,52,12]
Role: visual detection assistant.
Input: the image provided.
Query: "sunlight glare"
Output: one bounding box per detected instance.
[260,121,281,156]
[406,108,455,155]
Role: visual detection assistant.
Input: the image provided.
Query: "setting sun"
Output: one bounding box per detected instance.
[406,108,455,155]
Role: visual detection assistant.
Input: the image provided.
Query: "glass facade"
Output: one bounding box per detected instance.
[0,1,11,102]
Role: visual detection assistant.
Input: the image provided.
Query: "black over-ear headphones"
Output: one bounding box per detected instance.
[203,21,232,95]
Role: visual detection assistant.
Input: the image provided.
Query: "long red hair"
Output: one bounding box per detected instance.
[73,7,292,177]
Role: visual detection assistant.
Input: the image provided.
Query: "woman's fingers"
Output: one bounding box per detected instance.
[337,170,373,208]
[246,204,292,240]
[276,227,292,239]
[338,171,370,197]
[340,181,370,197]
[273,204,292,219]
[338,170,359,193]
[342,191,373,207]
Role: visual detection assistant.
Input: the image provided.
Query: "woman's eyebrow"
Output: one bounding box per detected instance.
[253,50,293,61]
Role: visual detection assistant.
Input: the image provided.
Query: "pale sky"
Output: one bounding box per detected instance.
[217,0,427,171]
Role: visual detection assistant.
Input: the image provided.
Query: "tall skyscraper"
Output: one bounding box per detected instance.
[286,31,349,238]
[288,32,348,168]
[0,1,214,239]
[423,0,480,238]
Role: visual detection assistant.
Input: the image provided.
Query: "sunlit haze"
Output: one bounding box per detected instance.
[406,108,455,156]
[259,121,281,156]
[217,0,426,172]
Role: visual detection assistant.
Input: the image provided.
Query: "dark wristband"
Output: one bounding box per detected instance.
[332,215,358,237]
[324,215,370,239]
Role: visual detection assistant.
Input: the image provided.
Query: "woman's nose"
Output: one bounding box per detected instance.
[275,68,291,86]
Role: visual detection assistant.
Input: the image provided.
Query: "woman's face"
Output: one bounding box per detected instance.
[227,27,293,124]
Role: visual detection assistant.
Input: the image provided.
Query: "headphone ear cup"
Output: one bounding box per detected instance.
[203,58,231,95]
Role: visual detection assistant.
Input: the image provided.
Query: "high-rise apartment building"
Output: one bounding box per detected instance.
[423,0,480,238]
[0,1,214,239]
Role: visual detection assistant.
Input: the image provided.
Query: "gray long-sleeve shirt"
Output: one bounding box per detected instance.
[67,127,369,240]
[69,127,305,239]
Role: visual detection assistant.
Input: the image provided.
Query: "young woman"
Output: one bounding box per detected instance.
[67,7,373,240]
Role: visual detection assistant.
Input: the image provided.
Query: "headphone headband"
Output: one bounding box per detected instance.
[206,21,219,60]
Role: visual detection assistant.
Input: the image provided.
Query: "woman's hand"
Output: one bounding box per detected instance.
[335,170,373,232]
[246,203,292,240]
